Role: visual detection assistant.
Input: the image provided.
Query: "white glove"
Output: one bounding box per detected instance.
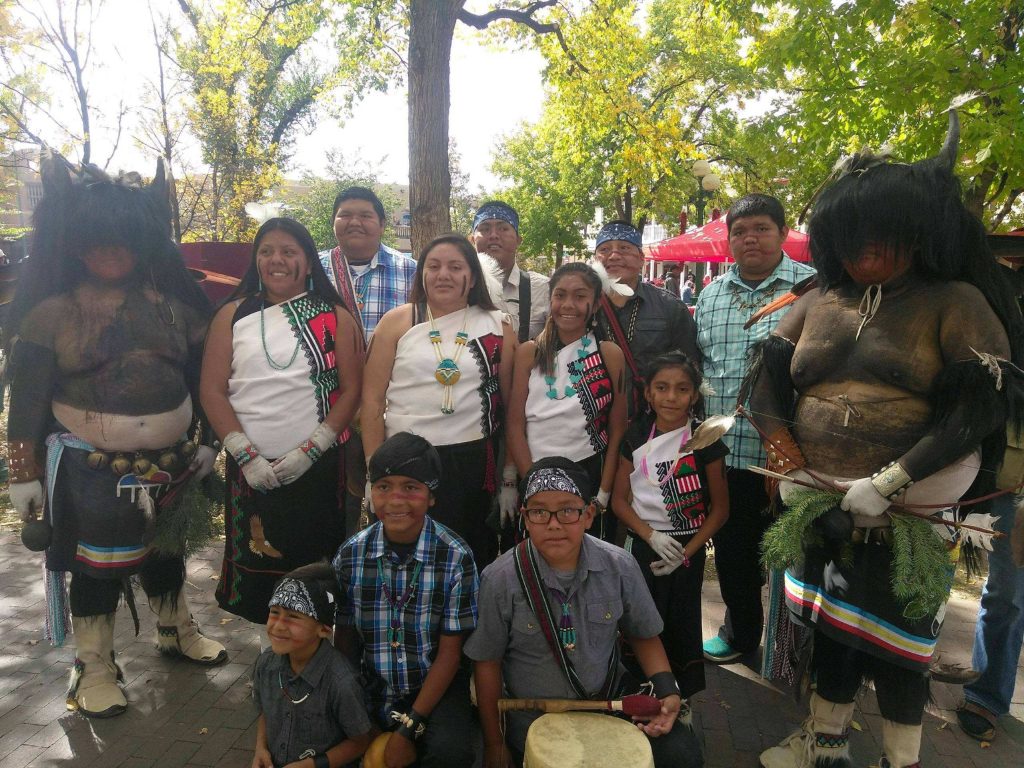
[499,484,518,527]
[308,421,338,453]
[647,530,685,564]
[224,432,280,492]
[595,489,610,509]
[10,480,43,522]
[272,448,313,485]
[241,456,280,492]
[364,479,375,513]
[499,465,518,527]
[650,558,682,577]
[189,445,217,480]
[836,477,890,518]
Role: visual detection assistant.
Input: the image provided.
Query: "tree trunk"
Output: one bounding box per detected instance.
[555,242,564,270]
[408,0,461,256]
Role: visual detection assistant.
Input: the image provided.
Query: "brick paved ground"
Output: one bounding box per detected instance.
[0,531,1021,768]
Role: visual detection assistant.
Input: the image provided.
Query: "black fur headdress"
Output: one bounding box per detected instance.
[5,149,209,345]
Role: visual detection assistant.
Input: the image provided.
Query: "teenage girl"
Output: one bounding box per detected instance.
[611,351,729,700]
[505,262,627,540]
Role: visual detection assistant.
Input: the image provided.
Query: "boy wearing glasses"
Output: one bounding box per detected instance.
[466,457,703,768]
[333,432,479,768]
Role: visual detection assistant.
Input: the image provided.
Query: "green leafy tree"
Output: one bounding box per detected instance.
[332,0,585,255]
[492,0,752,255]
[175,0,344,241]
[724,0,1024,230]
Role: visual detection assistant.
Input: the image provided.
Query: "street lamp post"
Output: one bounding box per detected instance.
[690,160,721,228]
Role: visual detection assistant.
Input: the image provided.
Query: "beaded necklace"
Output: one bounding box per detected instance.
[544,334,593,400]
[260,293,303,370]
[549,587,577,651]
[638,421,692,488]
[426,304,470,414]
[376,556,424,649]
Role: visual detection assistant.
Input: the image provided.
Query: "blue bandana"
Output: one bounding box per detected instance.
[595,222,642,249]
[473,202,519,233]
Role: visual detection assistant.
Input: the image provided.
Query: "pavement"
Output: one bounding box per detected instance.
[0,531,1021,768]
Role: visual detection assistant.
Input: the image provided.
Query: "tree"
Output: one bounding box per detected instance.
[1,0,127,166]
[491,0,752,255]
[334,0,585,255]
[174,0,341,241]
[724,0,1024,230]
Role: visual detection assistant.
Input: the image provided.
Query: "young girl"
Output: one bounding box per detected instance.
[505,262,627,540]
[611,351,729,700]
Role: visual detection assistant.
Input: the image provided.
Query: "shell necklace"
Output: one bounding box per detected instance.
[426,304,470,414]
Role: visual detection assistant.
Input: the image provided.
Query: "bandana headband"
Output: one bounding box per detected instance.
[268,578,335,625]
[368,432,442,491]
[595,222,642,249]
[523,467,583,502]
[473,203,520,234]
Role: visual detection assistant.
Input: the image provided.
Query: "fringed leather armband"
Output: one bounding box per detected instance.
[763,427,806,475]
[8,440,40,483]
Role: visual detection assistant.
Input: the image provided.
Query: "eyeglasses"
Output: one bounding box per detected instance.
[523,507,586,524]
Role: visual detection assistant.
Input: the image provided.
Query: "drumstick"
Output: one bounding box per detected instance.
[498,694,662,717]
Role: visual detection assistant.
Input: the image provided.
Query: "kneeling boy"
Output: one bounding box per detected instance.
[333,432,480,768]
[252,562,372,768]
[466,457,703,768]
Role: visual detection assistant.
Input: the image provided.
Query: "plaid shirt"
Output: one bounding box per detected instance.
[695,257,815,470]
[333,517,479,721]
[318,244,418,341]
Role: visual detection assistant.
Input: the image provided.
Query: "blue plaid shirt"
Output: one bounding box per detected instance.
[319,244,418,341]
[695,257,816,470]
[333,517,479,722]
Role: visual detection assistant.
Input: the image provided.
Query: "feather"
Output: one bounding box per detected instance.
[958,512,999,552]
[589,259,634,298]
[475,252,506,308]
[683,413,735,451]
[244,202,285,225]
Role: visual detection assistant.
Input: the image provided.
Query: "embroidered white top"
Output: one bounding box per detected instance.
[385,305,505,445]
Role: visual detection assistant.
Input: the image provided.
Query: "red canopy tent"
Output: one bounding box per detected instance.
[647,218,812,263]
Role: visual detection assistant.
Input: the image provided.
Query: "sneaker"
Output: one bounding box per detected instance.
[703,636,743,664]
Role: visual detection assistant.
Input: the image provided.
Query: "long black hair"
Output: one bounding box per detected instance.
[229,217,348,311]
[533,262,603,377]
[6,153,209,344]
[808,115,1024,365]
[408,233,498,311]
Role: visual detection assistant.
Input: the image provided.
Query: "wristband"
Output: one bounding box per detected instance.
[313,754,329,768]
[8,440,40,483]
[233,444,258,467]
[763,427,806,475]
[502,465,517,487]
[390,708,427,740]
[299,439,323,462]
[871,461,913,500]
[649,671,680,699]
[681,551,691,569]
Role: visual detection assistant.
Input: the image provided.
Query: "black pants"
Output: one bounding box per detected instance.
[713,468,770,653]
[434,438,499,571]
[69,553,185,617]
[389,667,479,768]
[626,532,706,697]
[813,632,929,725]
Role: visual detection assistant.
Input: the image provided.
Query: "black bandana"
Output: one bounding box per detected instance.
[268,563,337,625]
[521,456,592,502]
[368,431,442,491]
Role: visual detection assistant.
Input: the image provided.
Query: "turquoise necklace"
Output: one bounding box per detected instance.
[260,294,302,370]
[545,334,592,400]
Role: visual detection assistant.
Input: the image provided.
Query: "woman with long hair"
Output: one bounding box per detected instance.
[505,262,627,540]
[201,217,363,623]
[361,233,514,568]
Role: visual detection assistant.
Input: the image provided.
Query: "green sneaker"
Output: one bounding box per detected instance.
[703,636,742,664]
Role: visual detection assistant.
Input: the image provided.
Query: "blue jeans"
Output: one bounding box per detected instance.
[964,493,1024,716]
